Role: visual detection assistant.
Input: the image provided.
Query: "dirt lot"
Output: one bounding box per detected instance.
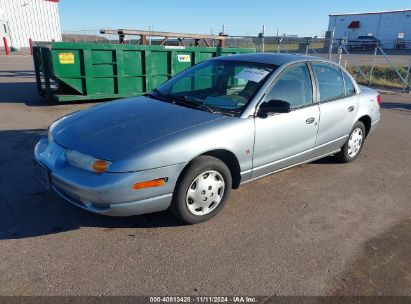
[0,56,410,296]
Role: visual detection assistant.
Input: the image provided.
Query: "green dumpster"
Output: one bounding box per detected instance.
[33,42,256,102]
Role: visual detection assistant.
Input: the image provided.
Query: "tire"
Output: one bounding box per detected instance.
[170,156,232,224]
[336,121,366,163]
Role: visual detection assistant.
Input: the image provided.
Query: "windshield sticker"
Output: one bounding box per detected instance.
[235,68,269,83]
[177,55,191,62]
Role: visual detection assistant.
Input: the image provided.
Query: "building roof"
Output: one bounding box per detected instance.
[213,53,321,66]
[329,9,411,17]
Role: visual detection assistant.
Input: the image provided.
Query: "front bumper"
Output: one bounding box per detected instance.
[34,136,187,216]
[52,183,173,216]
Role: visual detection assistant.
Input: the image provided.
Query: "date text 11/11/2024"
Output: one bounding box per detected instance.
[149,296,258,303]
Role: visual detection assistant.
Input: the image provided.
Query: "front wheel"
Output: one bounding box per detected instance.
[336,121,366,163]
[171,156,232,224]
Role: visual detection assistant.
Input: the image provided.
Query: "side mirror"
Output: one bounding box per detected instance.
[257,99,291,117]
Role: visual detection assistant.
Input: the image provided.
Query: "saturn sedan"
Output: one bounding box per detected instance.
[34,53,381,224]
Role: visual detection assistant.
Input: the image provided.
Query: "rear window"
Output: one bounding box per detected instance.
[343,72,356,96]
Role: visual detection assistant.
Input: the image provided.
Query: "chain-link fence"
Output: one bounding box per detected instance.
[61,31,411,93]
[224,36,411,93]
[330,40,411,93]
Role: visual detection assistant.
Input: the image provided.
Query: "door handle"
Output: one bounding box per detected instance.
[348,106,355,112]
[306,117,315,124]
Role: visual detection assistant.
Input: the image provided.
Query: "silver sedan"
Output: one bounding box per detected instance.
[34,53,381,224]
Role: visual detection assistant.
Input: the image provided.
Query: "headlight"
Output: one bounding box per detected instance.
[65,150,112,174]
[47,115,70,143]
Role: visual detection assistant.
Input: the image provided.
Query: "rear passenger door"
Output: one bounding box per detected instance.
[311,63,359,157]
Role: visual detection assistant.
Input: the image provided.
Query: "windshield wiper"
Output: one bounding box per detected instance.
[212,109,238,117]
[147,90,238,116]
[163,94,215,114]
[145,89,171,103]
[146,90,212,113]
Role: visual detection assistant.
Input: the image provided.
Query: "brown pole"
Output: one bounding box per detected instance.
[29,38,33,55]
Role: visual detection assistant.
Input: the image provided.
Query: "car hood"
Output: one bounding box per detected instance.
[52,97,225,161]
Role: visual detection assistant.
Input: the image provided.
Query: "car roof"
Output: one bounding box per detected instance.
[212,53,323,66]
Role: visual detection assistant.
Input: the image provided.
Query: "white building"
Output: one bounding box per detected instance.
[0,0,61,49]
[328,9,411,48]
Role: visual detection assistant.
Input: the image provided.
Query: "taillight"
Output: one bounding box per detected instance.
[377,95,382,106]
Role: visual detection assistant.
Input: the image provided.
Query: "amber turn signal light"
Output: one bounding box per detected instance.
[92,160,108,173]
[132,178,166,190]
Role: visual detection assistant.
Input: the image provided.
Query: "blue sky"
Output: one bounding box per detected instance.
[60,0,411,37]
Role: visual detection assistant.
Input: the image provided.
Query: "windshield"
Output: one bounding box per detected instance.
[153,60,277,115]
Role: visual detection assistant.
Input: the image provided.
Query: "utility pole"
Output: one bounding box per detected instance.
[263,25,265,52]
[328,26,335,61]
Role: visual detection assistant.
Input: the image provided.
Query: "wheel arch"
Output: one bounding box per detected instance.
[200,149,242,189]
[358,115,372,137]
[177,149,242,190]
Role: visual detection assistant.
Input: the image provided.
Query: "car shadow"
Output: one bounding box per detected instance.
[312,156,340,165]
[380,102,411,113]
[0,129,182,240]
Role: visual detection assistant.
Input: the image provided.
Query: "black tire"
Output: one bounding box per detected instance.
[170,156,232,224]
[336,121,366,163]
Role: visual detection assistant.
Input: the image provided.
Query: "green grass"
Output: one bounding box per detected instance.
[346,65,411,90]
[262,42,325,52]
[264,43,300,52]
[225,42,327,52]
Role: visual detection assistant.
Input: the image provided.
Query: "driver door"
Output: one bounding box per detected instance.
[252,63,320,178]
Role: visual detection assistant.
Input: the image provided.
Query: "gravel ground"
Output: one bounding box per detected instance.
[0,56,410,296]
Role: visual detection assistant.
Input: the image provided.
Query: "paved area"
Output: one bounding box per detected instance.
[0,56,410,296]
[315,52,411,67]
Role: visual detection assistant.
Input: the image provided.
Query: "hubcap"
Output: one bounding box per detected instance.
[186,170,225,216]
[348,127,364,158]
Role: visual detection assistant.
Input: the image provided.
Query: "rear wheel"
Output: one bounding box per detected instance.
[336,121,366,163]
[171,156,232,224]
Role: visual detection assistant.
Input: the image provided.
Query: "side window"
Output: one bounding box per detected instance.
[343,71,356,96]
[265,63,313,109]
[312,63,345,102]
